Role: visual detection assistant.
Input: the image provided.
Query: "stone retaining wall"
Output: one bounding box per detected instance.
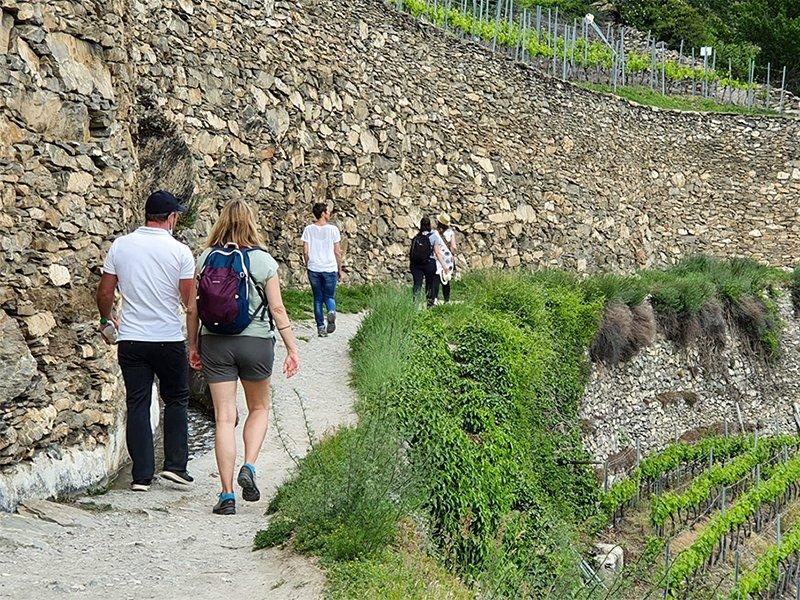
[0,0,799,507]
[581,293,800,470]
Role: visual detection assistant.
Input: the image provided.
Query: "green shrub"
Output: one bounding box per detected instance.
[258,414,418,562]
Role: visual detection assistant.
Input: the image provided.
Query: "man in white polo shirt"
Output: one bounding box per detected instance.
[96,190,195,491]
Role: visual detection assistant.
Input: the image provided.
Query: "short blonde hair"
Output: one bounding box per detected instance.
[206,199,265,248]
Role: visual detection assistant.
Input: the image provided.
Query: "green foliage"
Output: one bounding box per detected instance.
[582,272,649,307]
[582,83,780,114]
[603,435,755,518]
[732,519,800,598]
[326,548,475,600]
[398,0,771,101]
[667,452,800,590]
[650,435,800,528]
[791,267,800,315]
[280,283,388,321]
[257,414,418,562]
[174,194,203,233]
[351,278,603,595]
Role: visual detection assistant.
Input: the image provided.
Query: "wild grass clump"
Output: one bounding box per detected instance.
[256,414,418,561]
[586,256,787,362]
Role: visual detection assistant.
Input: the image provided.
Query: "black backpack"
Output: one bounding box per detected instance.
[409,232,432,265]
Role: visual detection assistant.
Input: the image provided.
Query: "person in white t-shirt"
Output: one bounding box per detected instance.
[96,190,195,492]
[301,203,343,337]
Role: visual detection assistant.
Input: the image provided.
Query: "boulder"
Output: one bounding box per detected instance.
[593,543,624,579]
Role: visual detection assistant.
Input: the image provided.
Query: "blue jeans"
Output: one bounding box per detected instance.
[308,270,337,328]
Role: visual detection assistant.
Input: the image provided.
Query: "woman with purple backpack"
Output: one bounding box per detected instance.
[186,199,299,515]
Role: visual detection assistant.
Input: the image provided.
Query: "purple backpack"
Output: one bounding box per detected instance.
[197,244,272,335]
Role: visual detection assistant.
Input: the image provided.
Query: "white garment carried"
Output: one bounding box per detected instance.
[301,223,341,272]
[436,228,455,274]
[102,227,195,342]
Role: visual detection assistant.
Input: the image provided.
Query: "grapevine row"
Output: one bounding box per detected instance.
[651,435,800,532]
[666,452,800,590]
[603,435,754,520]
[731,519,800,599]
[399,0,756,91]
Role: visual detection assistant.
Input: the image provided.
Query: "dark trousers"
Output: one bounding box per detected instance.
[411,259,439,307]
[307,270,338,328]
[117,341,189,483]
[441,281,451,303]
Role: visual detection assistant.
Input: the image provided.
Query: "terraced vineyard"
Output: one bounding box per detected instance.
[601,434,800,599]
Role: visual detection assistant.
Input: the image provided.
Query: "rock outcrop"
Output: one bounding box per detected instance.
[0,0,798,507]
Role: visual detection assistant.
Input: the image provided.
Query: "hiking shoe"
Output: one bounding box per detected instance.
[212,496,236,515]
[160,470,194,486]
[237,465,260,502]
[130,481,150,492]
[317,326,327,337]
[326,310,337,334]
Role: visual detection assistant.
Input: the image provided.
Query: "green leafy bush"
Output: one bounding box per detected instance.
[257,414,418,561]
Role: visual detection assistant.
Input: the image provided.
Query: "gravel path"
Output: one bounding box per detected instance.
[0,314,362,600]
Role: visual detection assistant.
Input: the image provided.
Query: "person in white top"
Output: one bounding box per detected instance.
[435,212,457,303]
[301,202,343,337]
[96,190,195,492]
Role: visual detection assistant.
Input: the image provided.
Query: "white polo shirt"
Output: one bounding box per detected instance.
[102,227,195,342]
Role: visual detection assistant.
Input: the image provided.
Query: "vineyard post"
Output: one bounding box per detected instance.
[711,48,716,99]
[724,418,729,437]
[691,48,696,96]
[663,542,671,600]
[755,428,759,449]
[661,58,666,95]
[471,0,477,38]
[721,485,727,515]
[766,62,771,109]
[650,39,656,90]
[492,0,502,51]
[736,401,744,433]
[562,23,568,80]
[620,27,626,87]
[756,463,761,485]
[778,512,782,546]
[443,0,450,31]
[734,550,741,587]
[552,8,558,77]
[780,66,787,112]
[636,439,642,501]
[709,446,714,469]
[603,461,609,493]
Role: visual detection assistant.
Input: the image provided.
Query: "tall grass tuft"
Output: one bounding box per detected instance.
[256,412,419,561]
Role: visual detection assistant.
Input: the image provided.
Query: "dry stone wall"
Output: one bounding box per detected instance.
[0,0,799,507]
[581,292,800,472]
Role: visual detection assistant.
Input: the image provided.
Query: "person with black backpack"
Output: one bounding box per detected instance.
[409,216,450,307]
[186,199,299,515]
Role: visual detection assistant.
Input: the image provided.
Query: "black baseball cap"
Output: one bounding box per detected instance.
[145,190,187,214]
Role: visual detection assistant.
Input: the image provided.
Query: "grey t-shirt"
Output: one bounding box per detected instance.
[196,247,279,339]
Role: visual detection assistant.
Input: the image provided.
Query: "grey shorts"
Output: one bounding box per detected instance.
[200,335,275,383]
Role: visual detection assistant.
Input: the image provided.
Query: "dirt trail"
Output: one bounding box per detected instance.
[0,315,362,600]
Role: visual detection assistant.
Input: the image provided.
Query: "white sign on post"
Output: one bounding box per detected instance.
[700,47,713,57]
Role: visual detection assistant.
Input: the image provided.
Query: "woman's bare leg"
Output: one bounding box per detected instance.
[209,380,238,493]
[241,378,271,465]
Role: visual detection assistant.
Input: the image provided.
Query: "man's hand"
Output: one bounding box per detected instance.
[188,347,202,370]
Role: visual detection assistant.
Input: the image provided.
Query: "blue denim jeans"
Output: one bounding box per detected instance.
[308,270,337,328]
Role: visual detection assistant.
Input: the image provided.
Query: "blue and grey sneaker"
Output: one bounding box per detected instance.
[213,493,236,515]
[237,464,260,502]
[326,310,337,334]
